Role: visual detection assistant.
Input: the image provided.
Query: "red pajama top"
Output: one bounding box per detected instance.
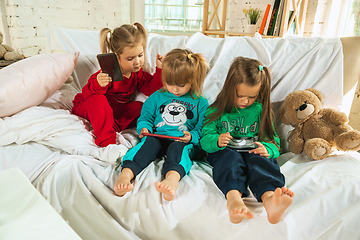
[73,67,163,105]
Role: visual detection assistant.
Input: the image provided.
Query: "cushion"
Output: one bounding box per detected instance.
[144,33,188,74]
[0,52,79,117]
[46,28,101,91]
[185,32,224,66]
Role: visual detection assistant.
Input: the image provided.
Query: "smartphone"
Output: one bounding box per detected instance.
[96,53,123,81]
[142,132,181,140]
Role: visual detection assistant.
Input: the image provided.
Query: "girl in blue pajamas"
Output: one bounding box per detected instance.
[200,57,294,224]
[114,48,209,201]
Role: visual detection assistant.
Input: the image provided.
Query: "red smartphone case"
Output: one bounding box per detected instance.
[142,132,181,140]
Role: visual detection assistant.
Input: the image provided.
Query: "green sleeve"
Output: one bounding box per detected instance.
[200,108,226,153]
[260,130,280,159]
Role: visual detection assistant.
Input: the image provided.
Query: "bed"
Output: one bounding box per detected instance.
[1,28,360,240]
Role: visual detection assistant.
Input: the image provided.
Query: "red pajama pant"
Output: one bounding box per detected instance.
[72,94,143,147]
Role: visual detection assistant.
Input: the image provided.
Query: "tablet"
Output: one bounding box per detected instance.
[142,133,181,140]
[97,53,123,82]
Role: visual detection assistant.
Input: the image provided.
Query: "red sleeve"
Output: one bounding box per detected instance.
[137,67,163,96]
[80,70,109,99]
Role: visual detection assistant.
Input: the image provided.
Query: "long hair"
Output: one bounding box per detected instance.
[204,56,277,145]
[99,22,147,55]
[161,48,209,99]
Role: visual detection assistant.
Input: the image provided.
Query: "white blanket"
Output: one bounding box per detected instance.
[17,149,360,240]
[0,107,130,165]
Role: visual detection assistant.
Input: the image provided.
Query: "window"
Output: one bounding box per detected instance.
[144,0,203,33]
[350,0,360,36]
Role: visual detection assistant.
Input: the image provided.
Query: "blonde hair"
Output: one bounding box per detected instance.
[204,56,277,146]
[99,22,147,55]
[161,48,209,99]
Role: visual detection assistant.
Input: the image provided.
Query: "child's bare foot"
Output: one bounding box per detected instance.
[114,168,134,197]
[155,170,180,201]
[226,190,254,224]
[227,200,254,224]
[262,187,294,224]
[155,179,178,201]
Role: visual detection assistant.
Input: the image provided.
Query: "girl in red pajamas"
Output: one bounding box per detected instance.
[72,22,163,147]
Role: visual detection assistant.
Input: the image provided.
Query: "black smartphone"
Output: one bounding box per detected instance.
[96,53,123,81]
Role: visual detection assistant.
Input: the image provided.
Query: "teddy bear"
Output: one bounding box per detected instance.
[278,88,360,160]
[0,31,19,61]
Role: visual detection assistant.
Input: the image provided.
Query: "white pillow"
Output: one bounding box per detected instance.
[144,33,188,74]
[46,28,101,91]
[0,52,79,117]
[185,32,224,66]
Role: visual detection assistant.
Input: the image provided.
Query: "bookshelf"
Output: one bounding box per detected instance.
[202,0,309,38]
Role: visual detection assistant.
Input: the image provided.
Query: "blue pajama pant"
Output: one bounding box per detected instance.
[121,136,194,179]
[207,148,285,202]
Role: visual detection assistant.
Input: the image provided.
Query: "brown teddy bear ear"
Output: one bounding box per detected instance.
[305,88,323,102]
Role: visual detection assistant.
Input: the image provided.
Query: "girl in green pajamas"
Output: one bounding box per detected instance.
[114,48,209,201]
[200,57,294,224]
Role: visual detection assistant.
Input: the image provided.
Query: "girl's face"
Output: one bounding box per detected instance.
[165,83,191,97]
[118,43,144,78]
[234,83,261,109]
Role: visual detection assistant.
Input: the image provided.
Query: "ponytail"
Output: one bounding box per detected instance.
[100,28,111,54]
[161,48,209,99]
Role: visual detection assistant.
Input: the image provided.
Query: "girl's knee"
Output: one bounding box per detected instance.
[167,141,187,152]
[87,94,108,104]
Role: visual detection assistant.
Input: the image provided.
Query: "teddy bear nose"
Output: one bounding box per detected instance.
[299,103,307,111]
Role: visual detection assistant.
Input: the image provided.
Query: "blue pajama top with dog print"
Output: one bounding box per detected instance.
[121,90,209,179]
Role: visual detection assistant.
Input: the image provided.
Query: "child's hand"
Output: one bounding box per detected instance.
[156,53,163,69]
[249,142,270,157]
[218,132,232,148]
[97,71,112,87]
[177,131,191,143]
[139,128,150,138]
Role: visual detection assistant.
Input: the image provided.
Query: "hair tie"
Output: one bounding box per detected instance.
[187,54,192,59]
[258,65,263,71]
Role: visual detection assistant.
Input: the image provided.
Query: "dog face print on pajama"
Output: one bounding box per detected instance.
[156,102,194,131]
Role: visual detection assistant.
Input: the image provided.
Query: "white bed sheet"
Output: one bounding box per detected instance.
[2,143,359,240]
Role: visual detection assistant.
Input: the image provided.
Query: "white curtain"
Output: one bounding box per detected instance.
[311,0,355,37]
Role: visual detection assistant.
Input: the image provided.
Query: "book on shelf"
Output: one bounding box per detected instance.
[267,0,281,36]
[273,0,285,36]
[264,4,274,35]
[259,4,271,35]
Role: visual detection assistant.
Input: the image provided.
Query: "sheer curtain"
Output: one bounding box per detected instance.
[311,0,356,37]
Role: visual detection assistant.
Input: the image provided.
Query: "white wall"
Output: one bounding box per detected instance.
[0,0,334,57]
[1,0,131,57]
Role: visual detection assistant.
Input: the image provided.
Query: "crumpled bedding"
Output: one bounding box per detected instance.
[0,106,133,165]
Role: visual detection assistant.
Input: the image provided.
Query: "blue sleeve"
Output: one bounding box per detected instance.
[189,97,209,146]
[136,92,158,134]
